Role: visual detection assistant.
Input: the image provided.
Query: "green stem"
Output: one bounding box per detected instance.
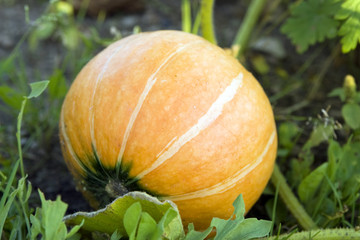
[16,97,28,178]
[271,164,318,230]
[182,0,192,33]
[192,9,201,34]
[263,228,360,240]
[232,0,267,58]
[200,0,216,44]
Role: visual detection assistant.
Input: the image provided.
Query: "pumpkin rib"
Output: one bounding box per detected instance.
[115,40,203,171]
[160,129,276,201]
[135,72,244,179]
[61,110,111,185]
[89,44,125,163]
[60,107,88,175]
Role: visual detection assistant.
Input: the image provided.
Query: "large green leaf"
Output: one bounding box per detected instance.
[342,103,360,129]
[211,195,271,240]
[64,191,184,239]
[335,0,360,53]
[281,0,341,53]
[30,190,83,240]
[298,163,328,203]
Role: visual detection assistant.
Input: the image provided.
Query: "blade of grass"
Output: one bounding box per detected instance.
[182,0,192,33]
[232,0,267,58]
[0,160,20,235]
[200,0,216,44]
[270,181,280,236]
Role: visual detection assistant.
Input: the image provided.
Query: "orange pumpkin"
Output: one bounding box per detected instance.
[59,30,277,230]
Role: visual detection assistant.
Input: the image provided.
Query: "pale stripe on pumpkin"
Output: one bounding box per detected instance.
[60,109,87,174]
[89,45,125,159]
[135,72,244,179]
[161,130,276,201]
[116,40,203,166]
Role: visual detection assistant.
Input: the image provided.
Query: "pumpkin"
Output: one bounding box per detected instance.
[59,30,277,230]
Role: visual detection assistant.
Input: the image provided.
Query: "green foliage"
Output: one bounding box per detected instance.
[210,195,271,240]
[281,0,360,53]
[28,80,50,99]
[28,1,80,50]
[185,195,271,240]
[1,81,82,239]
[30,190,83,240]
[64,191,185,239]
[342,103,360,129]
[65,193,271,240]
[335,0,360,53]
[281,0,341,53]
[274,76,360,230]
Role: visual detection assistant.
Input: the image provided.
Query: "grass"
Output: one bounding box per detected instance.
[1,0,360,239]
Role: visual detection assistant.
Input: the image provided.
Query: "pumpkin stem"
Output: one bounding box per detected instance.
[105,179,129,198]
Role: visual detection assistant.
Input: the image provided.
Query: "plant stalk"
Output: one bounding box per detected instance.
[17,98,28,178]
[232,0,267,58]
[182,0,192,33]
[200,0,217,44]
[271,163,318,230]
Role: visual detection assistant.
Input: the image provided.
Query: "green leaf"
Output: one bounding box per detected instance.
[124,202,142,239]
[281,0,341,53]
[342,103,360,129]
[328,87,345,102]
[225,218,272,240]
[327,140,342,180]
[17,176,32,204]
[303,124,334,150]
[335,0,360,53]
[136,212,157,240]
[298,163,328,203]
[30,190,82,240]
[66,220,84,239]
[337,141,360,182]
[211,195,271,240]
[183,223,213,240]
[110,230,123,240]
[0,189,19,235]
[28,21,57,50]
[0,160,20,235]
[30,211,42,240]
[61,26,80,50]
[34,190,68,239]
[28,80,49,99]
[278,122,300,149]
[155,208,184,240]
[64,191,184,239]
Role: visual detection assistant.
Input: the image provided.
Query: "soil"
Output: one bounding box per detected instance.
[0,0,357,220]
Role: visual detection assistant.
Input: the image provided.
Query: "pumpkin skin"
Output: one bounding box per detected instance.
[59,30,277,230]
